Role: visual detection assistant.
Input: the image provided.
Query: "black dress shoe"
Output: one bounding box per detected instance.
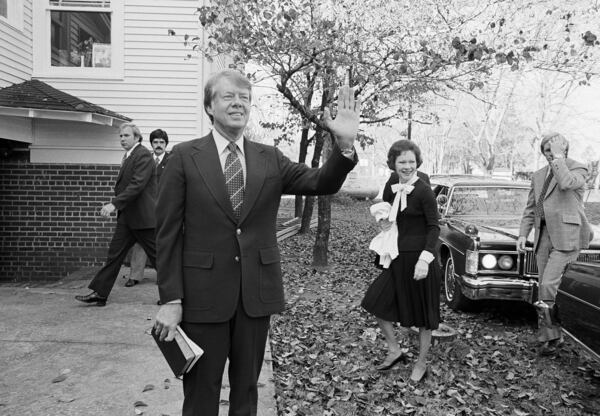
[75,292,107,306]
[376,353,407,371]
[124,279,139,287]
[539,338,563,356]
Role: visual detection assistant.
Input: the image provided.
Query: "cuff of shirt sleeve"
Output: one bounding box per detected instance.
[340,147,356,159]
[418,251,434,264]
[166,299,182,304]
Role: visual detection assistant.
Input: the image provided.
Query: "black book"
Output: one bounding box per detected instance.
[152,325,204,377]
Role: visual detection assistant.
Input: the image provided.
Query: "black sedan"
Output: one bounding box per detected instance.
[557,260,600,359]
[432,176,600,311]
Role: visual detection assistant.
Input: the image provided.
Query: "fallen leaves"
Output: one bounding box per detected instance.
[271,200,600,415]
[51,374,67,383]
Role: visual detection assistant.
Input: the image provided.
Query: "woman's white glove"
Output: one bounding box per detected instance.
[378,218,393,232]
[413,259,429,280]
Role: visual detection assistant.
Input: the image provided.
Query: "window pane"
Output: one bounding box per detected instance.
[0,0,7,18]
[50,10,111,68]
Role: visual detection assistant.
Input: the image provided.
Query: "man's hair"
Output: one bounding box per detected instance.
[387,139,423,169]
[119,123,143,143]
[540,132,569,157]
[203,69,252,123]
[149,129,169,146]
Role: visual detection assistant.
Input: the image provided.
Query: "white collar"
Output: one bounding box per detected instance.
[213,129,245,157]
[125,142,140,158]
[153,152,165,162]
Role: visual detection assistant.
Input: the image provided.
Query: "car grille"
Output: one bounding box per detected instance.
[524,250,600,276]
[579,252,600,263]
[524,251,538,275]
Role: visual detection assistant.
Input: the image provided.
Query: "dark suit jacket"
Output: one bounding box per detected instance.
[112,143,156,229]
[156,133,357,322]
[154,152,170,184]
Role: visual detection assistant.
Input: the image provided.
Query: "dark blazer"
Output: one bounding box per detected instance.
[156,133,357,322]
[112,144,156,229]
[382,175,440,253]
[154,152,170,184]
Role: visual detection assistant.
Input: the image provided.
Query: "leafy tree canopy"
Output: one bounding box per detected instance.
[176,0,597,137]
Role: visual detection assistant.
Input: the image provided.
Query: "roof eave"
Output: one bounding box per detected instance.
[0,106,129,127]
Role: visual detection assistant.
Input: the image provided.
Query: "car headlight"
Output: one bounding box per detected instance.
[498,255,514,270]
[481,254,497,269]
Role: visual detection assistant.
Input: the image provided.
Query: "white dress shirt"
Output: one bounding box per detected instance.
[212,129,247,186]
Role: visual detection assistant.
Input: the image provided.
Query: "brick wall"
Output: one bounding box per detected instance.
[0,162,119,281]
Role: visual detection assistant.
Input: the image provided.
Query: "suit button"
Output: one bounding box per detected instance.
[236,228,242,235]
[234,256,240,262]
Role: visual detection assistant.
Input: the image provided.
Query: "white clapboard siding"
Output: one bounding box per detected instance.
[0,1,33,88]
[44,0,211,145]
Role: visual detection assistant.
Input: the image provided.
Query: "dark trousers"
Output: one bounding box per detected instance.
[181,303,270,416]
[88,220,156,298]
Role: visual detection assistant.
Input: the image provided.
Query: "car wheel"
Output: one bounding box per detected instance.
[444,255,473,311]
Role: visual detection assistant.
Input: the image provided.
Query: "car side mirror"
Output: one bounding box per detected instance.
[436,195,448,213]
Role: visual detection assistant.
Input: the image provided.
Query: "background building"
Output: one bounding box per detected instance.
[1,0,220,281]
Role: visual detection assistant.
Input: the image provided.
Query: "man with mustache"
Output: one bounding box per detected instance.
[124,129,170,288]
[75,123,157,306]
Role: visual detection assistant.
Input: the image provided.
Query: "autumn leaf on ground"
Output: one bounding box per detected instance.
[51,374,67,383]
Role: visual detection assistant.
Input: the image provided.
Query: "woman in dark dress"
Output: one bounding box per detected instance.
[361,139,440,383]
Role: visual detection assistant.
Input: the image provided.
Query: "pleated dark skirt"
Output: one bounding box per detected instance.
[361,251,441,330]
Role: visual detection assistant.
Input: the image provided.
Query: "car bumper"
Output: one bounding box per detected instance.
[459,275,537,303]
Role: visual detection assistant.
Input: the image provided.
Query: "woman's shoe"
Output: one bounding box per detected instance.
[376,352,407,371]
[409,363,429,383]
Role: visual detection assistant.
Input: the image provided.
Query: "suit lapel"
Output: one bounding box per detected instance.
[239,139,266,224]
[190,134,237,222]
[116,145,139,184]
[533,166,547,201]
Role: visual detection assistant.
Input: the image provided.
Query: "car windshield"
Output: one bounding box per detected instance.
[447,186,529,216]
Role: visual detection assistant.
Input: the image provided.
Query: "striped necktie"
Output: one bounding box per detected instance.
[225,142,244,219]
[535,169,554,220]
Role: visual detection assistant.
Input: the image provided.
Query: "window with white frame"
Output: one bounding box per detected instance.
[33,0,123,78]
[0,0,24,30]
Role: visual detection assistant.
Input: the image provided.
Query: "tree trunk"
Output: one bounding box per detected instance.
[312,193,332,269]
[312,132,332,269]
[299,128,324,233]
[295,125,311,217]
[407,106,412,141]
[295,72,318,218]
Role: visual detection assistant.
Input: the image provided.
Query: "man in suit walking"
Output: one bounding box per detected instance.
[152,69,360,416]
[124,129,170,288]
[517,132,592,355]
[75,123,157,306]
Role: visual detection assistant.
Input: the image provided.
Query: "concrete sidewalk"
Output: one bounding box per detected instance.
[0,268,278,416]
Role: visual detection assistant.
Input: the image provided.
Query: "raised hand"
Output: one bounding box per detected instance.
[323,84,361,150]
[549,135,567,159]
